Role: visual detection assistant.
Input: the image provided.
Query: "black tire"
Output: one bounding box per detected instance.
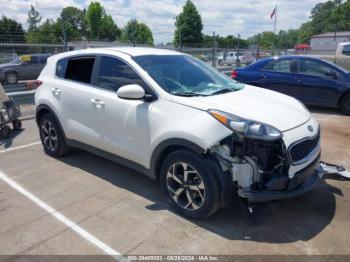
[39,113,69,157]
[0,125,11,138]
[12,119,22,130]
[340,94,350,115]
[160,149,221,219]
[5,72,18,84]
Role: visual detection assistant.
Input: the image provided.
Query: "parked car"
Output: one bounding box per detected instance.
[217,51,256,67]
[0,54,50,84]
[232,55,350,114]
[35,48,322,219]
[308,42,350,71]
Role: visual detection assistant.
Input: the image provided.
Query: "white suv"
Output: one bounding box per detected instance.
[35,47,323,219]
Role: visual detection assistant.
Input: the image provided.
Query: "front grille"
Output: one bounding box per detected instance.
[289,132,320,164]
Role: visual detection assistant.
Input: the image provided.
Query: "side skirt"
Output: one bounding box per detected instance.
[66,139,154,179]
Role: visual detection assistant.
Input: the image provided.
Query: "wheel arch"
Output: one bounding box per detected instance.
[338,90,350,106]
[36,104,67,140]
[150,138,206,180]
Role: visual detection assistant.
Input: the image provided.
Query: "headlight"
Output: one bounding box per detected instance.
[208,109,282,141]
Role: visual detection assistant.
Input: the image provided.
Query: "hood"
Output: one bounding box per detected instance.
[170,85,311,132]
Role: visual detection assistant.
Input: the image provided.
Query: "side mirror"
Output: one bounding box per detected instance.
[326,70,338,79]
[117,84,145,100]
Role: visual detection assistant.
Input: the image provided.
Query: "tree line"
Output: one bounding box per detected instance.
[0,2,153,45]
[0,0,349,49]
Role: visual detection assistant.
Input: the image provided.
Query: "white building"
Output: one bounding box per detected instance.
[310,31,350,52]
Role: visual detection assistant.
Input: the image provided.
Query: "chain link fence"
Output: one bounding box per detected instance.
[0,41,280,105]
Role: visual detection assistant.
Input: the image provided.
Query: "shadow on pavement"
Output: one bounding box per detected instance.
[0,128,24,149]
[308,105,344,116]
[58,149,339,244]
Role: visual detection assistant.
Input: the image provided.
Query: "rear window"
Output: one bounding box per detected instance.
[64,57,95,84]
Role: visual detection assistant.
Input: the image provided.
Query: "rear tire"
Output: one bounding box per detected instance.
[39,113,70,157]
[160,149,221,219]
[340,94,350,115]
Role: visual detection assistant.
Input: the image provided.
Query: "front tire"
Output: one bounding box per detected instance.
[340,94,350,115]
[39,113,69,157]
[160,149,221,219]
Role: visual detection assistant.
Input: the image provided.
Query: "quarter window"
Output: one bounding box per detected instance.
[96,56,147,91]
[299,60,335,78]
[65,57,95,84]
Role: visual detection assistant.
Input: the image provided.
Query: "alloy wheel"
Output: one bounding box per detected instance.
[166,162,205,210]
[41,120,58,152]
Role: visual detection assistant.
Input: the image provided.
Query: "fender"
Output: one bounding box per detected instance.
[150,138,206,179]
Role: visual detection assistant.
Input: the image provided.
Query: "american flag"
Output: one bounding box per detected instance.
[270,7,277,19]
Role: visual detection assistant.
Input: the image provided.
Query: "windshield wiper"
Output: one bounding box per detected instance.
[211,88,235,95]
[172,91,208,97]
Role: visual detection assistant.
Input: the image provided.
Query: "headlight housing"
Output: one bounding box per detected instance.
[208,109,282,141]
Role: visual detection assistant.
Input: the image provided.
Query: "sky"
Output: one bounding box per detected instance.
[0,0,328,44]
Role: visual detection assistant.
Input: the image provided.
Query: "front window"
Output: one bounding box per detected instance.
[97,56,147,91]
[299,60,336,77]
[133,55,244,96]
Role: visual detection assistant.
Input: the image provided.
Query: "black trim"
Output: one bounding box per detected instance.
[150,138,206,179]
[66,139,152,178]
[240,154,323,203]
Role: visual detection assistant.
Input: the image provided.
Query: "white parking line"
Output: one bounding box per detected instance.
[0,141,41,154]
[0,171,125,260]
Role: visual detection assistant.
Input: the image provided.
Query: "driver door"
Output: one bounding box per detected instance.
[89,55,153,166]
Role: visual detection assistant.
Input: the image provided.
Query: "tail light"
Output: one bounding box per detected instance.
[26,80,43,90]
[231,70,238,79]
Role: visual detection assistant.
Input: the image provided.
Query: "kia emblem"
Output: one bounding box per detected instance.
[308,125,314,132]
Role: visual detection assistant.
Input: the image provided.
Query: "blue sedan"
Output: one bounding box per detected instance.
[231,56,350,114]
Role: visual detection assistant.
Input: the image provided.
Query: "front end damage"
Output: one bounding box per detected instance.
[210,131,324,203]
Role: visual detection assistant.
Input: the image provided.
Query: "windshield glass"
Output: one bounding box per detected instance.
[10,57,22,64]
[133,55,244,96]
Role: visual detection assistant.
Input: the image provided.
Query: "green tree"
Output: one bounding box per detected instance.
[99,15,122,41]
[174,0,203,47]
[85,2,104,39]
[26,19,61,44]
[122,19,153,45]
[60,7,86,40]
[27,5,42,31]
[0,16,25,43]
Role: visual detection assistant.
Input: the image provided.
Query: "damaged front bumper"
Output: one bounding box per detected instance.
[239,154,324,203]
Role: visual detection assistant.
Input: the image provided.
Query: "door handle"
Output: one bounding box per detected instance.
[90,98,105,108]
[51,87,61,95]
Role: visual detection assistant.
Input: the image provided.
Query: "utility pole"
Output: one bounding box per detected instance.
[61,16,67,51]
[212,31,216,67]
[334,1,341,43]
[236,33,241,67]
[272,5,277,55]
[132,20,136,47]
[179,30,182,52]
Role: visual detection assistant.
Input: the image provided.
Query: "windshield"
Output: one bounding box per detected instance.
[133,55,244,96]
[10,57,22,64]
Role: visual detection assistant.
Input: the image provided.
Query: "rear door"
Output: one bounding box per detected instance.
[295,59,341,106]
[259,58,300,97]
[53,56,97,144]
